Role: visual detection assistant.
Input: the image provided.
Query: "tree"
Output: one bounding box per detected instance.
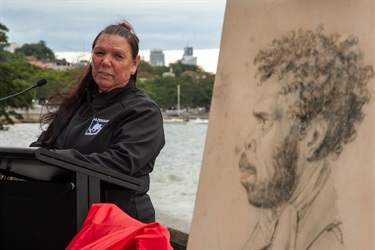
[137,60,154,74]
[0,59,45,129]
[136,60,215,112]
[15,40,55,60]
[0,22,9,62]
[0,22,9,50]
[169,61,203,77]
[137,60,156,79]
[36,67,78,103]
[153,65,169,77]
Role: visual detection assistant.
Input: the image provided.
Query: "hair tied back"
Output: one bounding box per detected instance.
[119,21,135,34]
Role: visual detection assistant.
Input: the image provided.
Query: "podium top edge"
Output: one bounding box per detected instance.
[0,147,37,156]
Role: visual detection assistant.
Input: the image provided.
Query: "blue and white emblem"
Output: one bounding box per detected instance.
[85,117,109,135]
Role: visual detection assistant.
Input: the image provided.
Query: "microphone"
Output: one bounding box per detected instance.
[0,79,47,102]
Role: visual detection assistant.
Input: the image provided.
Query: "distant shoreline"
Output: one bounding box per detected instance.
[9,106,209,124]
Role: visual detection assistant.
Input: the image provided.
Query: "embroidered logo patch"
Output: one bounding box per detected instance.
[85,117,109,135]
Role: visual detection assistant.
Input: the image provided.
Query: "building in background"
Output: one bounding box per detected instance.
[5,43,21,53]
[26,56,74,71]
[150,49,165,67]
[181,45,197,65]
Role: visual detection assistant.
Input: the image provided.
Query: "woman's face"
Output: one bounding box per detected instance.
[91,34,140,93]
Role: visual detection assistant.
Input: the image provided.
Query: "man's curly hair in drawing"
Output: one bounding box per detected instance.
[254,25,374,161]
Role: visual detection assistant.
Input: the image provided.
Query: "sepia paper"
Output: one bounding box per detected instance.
[188,0,374,249]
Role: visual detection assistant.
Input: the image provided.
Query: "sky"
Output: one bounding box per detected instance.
[1,0,226,72]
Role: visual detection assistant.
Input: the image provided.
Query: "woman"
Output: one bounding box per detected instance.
[30,21,165,223]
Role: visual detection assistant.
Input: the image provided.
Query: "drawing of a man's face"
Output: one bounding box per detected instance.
[239,79,301,209]
[238,27,373,212]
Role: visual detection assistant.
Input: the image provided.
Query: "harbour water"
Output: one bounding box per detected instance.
[0,121,207,225]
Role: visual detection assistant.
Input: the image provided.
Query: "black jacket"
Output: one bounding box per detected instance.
[32,80,165,223]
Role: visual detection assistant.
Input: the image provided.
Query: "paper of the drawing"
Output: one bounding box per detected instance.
[188,0,374,249]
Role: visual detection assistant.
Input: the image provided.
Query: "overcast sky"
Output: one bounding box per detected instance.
[1,0,226,53]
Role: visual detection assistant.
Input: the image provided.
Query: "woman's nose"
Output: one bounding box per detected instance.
[101,55,111,66]
[244,138,256,152]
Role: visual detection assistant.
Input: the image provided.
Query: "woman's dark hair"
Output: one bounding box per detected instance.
[37,20,139,148]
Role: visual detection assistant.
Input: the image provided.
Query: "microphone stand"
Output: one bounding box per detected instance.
[0,79,47,102]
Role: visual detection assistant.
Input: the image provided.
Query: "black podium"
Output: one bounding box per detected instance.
[0,147,143,249]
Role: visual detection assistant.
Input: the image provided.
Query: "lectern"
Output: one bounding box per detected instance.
[0,147,143,249]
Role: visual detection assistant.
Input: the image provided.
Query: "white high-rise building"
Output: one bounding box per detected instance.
[180,45,197,65]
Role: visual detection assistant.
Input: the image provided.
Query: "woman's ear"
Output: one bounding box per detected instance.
[302,119,328,160]
[132,55,141,74]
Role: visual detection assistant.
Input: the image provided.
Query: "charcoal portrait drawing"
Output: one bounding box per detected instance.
[188,1,373,249]
[238,26,374,249]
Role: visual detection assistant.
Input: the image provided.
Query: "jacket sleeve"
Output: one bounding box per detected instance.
[54,101,165,177]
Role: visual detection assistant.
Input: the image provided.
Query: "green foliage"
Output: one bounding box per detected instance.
[0,59,45,129]
[169,61,203,77]
[0,22,9,62]
[153,65,169,77]
[0,22,9,51]
[0,58,75,129]
[138,60,154,74]
[15,40,55,60]
[137,61,214,111]
[1,50,19,62]
[36,68,77,101]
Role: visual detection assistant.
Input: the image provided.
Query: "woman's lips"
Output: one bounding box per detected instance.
[97,71,113,80]
[99,71,111,76]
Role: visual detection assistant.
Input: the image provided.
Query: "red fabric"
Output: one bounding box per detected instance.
[66,203,173,250]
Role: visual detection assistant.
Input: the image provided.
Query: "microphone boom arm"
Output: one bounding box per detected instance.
[0,79,47,102]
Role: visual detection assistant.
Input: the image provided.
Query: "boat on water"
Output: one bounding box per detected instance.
[193,118,208,124]
[163,117,189,124]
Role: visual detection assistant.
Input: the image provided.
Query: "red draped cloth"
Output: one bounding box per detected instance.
[66,203,173,250]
